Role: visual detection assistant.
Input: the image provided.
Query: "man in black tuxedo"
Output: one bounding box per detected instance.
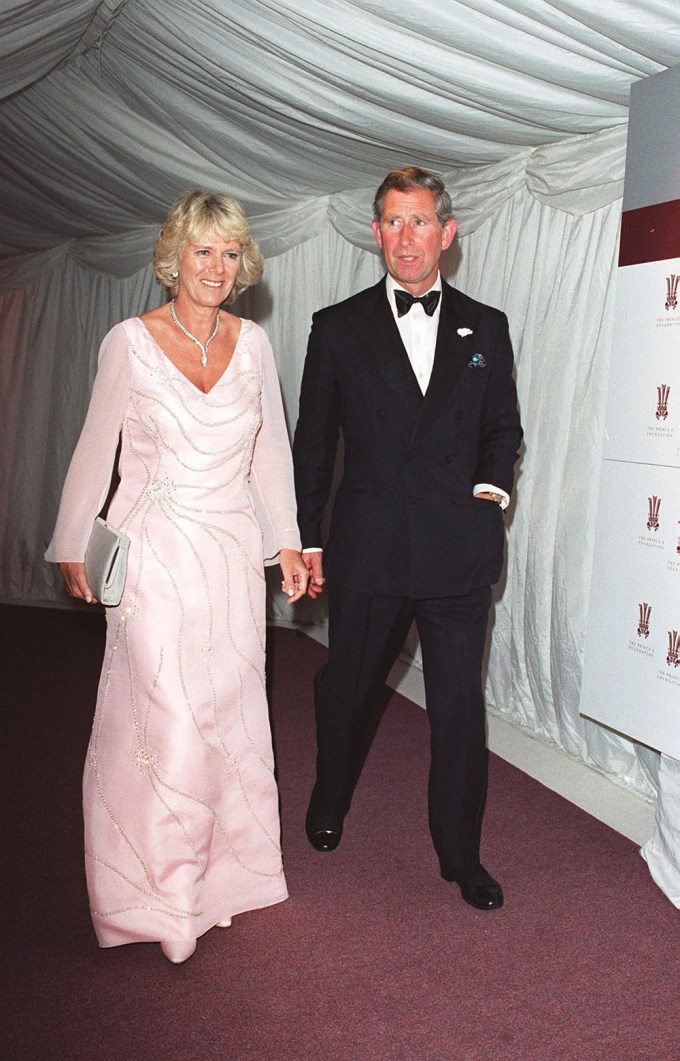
[293,167,522,910]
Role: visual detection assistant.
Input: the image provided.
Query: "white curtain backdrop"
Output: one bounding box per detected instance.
[3,0,680,894]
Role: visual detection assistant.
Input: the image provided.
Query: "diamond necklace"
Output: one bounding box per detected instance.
[170,300,219,368]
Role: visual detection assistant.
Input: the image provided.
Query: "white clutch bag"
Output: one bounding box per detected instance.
[84,516,130,606]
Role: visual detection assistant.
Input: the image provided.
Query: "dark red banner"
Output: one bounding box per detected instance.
[619,199,680,267]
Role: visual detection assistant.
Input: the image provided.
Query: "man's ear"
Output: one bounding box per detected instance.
[441,219,458,252]
[371,218,383,252]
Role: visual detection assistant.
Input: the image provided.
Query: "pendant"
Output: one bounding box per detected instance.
[170,300,219,368]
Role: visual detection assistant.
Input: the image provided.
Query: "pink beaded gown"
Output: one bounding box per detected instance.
[46,317,299,947]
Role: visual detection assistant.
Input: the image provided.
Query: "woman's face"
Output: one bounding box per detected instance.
[176,229,242,307]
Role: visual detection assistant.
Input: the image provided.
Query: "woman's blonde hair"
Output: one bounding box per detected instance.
[154,190,263,302]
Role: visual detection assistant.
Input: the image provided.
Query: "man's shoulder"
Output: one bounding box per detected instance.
[442,279,507,325]
[312,279,385,325]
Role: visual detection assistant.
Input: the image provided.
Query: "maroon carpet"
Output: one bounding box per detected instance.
[3,605,678,1060]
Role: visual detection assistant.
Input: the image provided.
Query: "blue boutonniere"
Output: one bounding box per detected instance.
[467,353,487,369]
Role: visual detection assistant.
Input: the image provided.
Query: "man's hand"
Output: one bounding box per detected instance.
[303,551,325,598]
[58,561,97,604]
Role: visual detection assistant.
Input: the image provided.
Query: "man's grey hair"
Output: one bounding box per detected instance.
[373,166,452,227]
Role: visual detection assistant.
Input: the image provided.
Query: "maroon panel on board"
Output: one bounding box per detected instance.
[619,199,680,266]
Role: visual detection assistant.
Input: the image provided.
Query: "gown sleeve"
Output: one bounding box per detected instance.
[248,326,302,564]
[45,323,133,563]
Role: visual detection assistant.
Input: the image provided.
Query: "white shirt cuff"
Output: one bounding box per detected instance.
[473,484,510,510]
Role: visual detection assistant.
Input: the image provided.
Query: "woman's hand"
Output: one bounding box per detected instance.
[279,549,309,604]
[58,561,97,604]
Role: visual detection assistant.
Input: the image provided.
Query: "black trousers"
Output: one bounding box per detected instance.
[312,582,492,870]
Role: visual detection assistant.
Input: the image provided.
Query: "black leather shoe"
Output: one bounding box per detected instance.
[305,807,343,852]
[440,864,504,910]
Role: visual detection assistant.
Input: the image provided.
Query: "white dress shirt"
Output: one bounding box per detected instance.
[386,272,441,394]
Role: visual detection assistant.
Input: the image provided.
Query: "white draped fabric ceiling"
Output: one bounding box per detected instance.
[2,1,680,880]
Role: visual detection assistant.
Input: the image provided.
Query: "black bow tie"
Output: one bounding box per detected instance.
[394,289,441,317]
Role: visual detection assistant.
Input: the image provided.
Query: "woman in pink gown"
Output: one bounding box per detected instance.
[46,191,307,964]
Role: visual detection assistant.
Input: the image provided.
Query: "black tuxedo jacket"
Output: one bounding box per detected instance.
[293,277,523,598]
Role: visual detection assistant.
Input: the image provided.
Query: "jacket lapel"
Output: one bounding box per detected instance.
[414,282,481,433]
[361,279,423,423]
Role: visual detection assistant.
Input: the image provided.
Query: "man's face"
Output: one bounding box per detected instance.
[371,188,457,295]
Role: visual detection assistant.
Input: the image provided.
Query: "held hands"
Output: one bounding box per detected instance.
[58,561,97,604]
[279,549,310,604]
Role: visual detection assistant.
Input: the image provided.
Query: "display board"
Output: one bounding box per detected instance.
[580,66,680,757]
